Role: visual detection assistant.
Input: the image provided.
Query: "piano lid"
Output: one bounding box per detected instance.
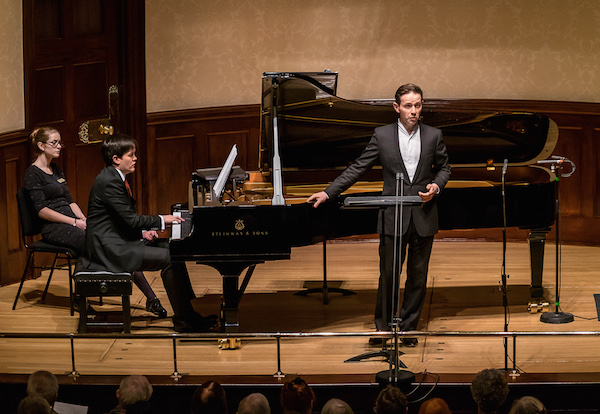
[260,72,558,173]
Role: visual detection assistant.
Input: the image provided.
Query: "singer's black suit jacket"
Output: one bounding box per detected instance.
[324,122,451,237]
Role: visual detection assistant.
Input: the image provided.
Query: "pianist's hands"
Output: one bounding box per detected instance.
[162,214,184,225]
[418,183,439,203]
[307,191,328,208]
[142,230,158,241]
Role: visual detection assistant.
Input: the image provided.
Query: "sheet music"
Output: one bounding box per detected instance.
[53,401,88,414]
[171,211,182,240]
[213,144,238,201]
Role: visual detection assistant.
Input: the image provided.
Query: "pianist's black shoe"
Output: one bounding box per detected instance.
[173,314,219,333]
[146,298,167,318]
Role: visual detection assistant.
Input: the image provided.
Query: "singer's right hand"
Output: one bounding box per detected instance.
[418,183,438,203]
[307,191,328,208]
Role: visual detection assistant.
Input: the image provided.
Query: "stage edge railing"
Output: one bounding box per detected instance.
[1,330,599,380]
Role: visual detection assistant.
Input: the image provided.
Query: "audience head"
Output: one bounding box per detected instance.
[117,375,153,408]
[374,385,408,414]
[18,394,51,414]
[237,393,271,414]
[470,369,508,414]
[418,397,451,414]
[280,377,316,414]
[508,396,546,414]
[237,392,271,414]
[26,370,59,405]
[190,380,227,414]
[321,398,353,414]
[101,133,138,166]
[30,127,60,155]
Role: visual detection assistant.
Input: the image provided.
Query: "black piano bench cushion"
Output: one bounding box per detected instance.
[74,271,133,333]
[74,271,133,296]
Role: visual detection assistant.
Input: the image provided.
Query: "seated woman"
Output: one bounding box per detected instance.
[24,127,167,318]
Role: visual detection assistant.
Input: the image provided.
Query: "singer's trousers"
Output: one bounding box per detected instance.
[374,219,434,332]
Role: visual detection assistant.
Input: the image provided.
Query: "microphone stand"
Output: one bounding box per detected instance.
[344,174,415,388]
[375,172,414,387]
[499,159,517,373]
[539,156,575,324]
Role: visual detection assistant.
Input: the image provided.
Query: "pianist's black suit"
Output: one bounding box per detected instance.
[81,166,199,328]
[325,121,450,332]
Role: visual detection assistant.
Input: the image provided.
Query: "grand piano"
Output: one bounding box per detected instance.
[170,72,558,332]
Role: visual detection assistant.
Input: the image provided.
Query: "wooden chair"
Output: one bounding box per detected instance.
[73,270,133,333]
[12,187,78,315]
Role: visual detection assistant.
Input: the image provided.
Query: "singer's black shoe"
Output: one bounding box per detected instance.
[368,336,389,346]
[146,298,168,318]
[402,337,418,347]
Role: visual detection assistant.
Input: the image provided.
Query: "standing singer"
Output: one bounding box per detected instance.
[307,84,451,346]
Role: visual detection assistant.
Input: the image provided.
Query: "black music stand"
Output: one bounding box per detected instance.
[341,186,422,387]
[294,240,356,305]
[538,156,575,324]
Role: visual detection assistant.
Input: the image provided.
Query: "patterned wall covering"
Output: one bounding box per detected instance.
[0,0,24,134]
[145,0,600,113]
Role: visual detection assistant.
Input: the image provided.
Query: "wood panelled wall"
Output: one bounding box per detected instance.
[145,105,261,215]
[2,99,599,285]
[145,99,600,246]
[427,99,600,245]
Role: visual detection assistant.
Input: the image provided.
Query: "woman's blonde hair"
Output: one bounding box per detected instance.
[30,126,59,155]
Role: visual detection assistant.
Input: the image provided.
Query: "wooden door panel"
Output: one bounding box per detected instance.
[73,61,109,120]
[33,67,65,123]
[2,0,145,285]
[25,0,120,201]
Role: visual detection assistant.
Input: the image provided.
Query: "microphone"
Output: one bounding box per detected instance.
[537,158,564,164]
[502,159,508,176]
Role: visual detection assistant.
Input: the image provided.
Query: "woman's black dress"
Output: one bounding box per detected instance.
[23,164,85,254]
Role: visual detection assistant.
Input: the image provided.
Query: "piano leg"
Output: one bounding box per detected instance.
[211,261,263,332]
[528,228,550,299]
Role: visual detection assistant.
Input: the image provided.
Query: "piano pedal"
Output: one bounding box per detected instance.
[528,300,549,314]
[219,338,241,350]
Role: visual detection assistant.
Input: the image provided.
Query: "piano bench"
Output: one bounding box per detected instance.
[73,271,133,333]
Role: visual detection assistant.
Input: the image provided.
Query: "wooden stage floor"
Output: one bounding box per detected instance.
[2,240,600,384]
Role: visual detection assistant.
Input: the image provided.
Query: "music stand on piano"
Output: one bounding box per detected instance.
[341,190,423,387]
[191,145,248,206]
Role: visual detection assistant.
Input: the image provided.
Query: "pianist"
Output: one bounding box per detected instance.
[307,83,451,347]
[81,134,217,333]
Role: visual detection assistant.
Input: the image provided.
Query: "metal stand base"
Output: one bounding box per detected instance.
[540,311,574,324]
[376,369,415,391]
[344,347,406,368]
[294,241,355,305]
